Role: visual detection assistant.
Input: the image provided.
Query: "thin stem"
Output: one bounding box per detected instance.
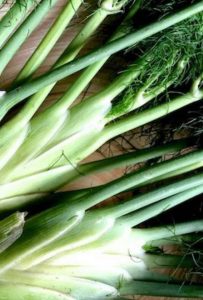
[122,184,203,227]
[0,0,202,118]
[0,0,59,76]
[0,62,141,172]
[13,0,84,85]
[72,149,203,212]
[120,280,203,298]
[142,252,194,269]
[2,149,203,235]
[0,0,41,49]
[103,90,203,141]
[71,89,203,160]
[26,140,187,209]
[3,140,189,211]
[0,0,121,142]
[21,79,201,174]
[43,0,141,114]
[100,172,203,219]
[12,0,140,133]
[0,193,48,213]
[152,161,203,183]
[53,63,141,114]
[134,219,203,243]
[55,188,94,202]
[79,139,188,175]
[55,2,111,68]
[144,233,203,248]
[0,141,198,204]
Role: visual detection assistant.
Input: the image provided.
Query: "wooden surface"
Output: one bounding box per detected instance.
[0,1,199,299]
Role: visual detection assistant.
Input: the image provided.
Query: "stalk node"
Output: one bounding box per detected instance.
[0,91,6,99]
[191,76,203,98]
[99,0,129,14]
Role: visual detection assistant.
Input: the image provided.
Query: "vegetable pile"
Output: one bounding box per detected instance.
[0,0,203,299]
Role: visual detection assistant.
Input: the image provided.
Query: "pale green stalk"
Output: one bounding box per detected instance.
[104,89,203,140]
[1,167,203,297]
[121,184,203,227]
[0,209,84,273]
[79,87,203,158]
[120,280,203,298]
[0,140,200,206]
[7,54,200,182]
[0,0,202,119]
[10,199,203,289]
[0,0,41,49]
[56,154,203,205]
[4,139,184,195]
[151,161,203,182]
[98,172,203,220]
[1,150,203,271]
[0,282,74,300]
[107,57,187,122]
[134,220,203,243]
[72,150,203,212]
[0,123,29,171]
[0,139,194,211]
[17,215,203,270]
[18,80,202,182]
[54,0,130,68]
[0,110,69,180]
[0,212,25,253]
[0,270,118,299]
[0,193,48,213]
[14,0,108,84]
[44,56,186,149]
[79,139,188,175]
[0,0,131,143]
[9,74,198,184]
[35,60,143,131]
[0,0,59,75]
[0,63,141,183]
[39,0,142,115]
[30,261,171,283]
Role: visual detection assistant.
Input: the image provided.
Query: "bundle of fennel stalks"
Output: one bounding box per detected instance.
[0,0,203,299]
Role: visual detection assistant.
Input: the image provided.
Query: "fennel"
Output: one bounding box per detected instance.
[13,0,128,84]
[0,164,203,298]
[0,0,42,49]
[0,0,141,143]
[0,2,202,210]
[0,0,59,75]
[0,2,203,299]
[0,0,202,117]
